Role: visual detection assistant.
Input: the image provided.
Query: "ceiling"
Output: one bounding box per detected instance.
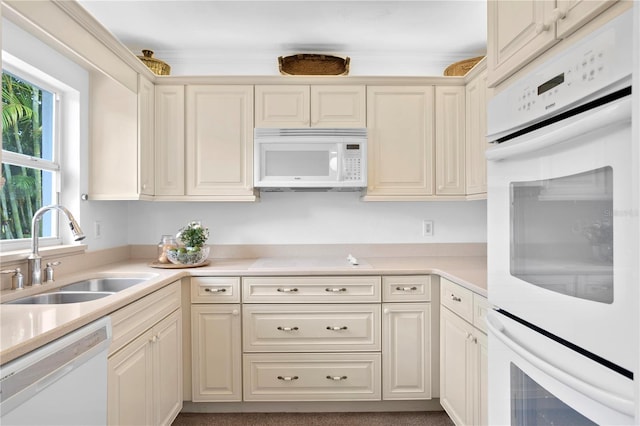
[77,0,487,76]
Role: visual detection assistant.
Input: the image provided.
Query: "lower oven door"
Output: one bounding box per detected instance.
[486,94,634,373]
[487,310,634,425]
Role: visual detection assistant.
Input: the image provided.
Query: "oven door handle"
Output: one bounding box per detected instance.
[487,312,635,416]
[486,97,631,161]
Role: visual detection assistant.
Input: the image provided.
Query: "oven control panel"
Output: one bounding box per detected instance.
[487,10,632,141]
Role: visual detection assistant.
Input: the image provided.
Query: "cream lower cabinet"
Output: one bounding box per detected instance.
[439,278,488,426]
[242,276,383,401]
[108,282,182,426]
[190,277,242,402]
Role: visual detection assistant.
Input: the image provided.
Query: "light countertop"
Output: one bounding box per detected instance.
[0,255,486,364]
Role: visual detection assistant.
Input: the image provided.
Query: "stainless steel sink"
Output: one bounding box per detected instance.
[59,277,147,293]
[5,291,113,305]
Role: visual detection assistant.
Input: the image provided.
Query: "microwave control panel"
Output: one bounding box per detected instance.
[343,144,362,181]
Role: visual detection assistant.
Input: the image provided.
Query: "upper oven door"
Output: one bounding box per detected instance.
[486,94,634,373]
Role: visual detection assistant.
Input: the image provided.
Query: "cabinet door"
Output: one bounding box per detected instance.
[108,330,154,426]
[465,70,488,195]
[155,85,185,196]
[255,85,310,127]
[435,86,465,195]
[191,304,242,401]
[382,303,431,400]
[89,71,138,199]
[185,85,254,197]
[440,307,474,426]
[138,75,155,196]
[153,310,183,426]
[487,0,557,87]
[366,86,434,198]
[311,85,366,127]
[556,0,618,39]
[473,331,489,426]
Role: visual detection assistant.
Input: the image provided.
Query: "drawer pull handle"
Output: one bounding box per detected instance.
[325,287,347,293]
[450,294,462,302]
[396,286,418,291]
[277,375,299,381]
[326,375,348,381]
[277,326,299,332]
[326,326,348,331]
[204,287,226,293]
[277,288,299,293]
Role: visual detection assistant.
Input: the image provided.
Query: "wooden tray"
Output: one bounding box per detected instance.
[148,260,210,269]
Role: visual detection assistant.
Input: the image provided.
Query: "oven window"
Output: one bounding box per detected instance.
[511,363,596,426]
[510,167,613,303]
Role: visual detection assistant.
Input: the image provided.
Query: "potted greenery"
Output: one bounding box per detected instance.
[167,221,210,265]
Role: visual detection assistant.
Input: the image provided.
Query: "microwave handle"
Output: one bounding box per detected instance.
[487,312,635,416]
[486,97,631,162]
[331,149,340,180]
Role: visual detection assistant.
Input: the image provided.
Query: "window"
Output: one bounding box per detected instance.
[1,70,60,244]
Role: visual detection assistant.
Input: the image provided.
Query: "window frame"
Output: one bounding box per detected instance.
[1,57,63,251]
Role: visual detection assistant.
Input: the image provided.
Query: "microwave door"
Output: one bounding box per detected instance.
[259,143,339,186]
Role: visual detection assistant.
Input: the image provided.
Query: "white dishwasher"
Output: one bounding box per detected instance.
[0,317,112,426]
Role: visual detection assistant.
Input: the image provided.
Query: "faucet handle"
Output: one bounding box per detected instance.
[44,261,61,283]
[2,268,25,290]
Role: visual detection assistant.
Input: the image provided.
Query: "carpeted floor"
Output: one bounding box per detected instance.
[172,411,454,426]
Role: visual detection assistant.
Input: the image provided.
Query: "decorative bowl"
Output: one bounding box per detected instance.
[166,245,209,265]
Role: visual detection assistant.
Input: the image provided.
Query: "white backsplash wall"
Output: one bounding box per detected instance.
[126,192,487,245]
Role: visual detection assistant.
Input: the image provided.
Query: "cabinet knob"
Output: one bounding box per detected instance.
[277,326,299,332]
[384,308,390,314]
[232,309,239,316]
[535,22,550,34]
[277,375,299,381]
[450,294,462,302]
[551,7,567,21]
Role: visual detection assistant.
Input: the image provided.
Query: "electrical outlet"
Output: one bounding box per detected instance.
[422,220,434,237]
[94,221,102,239]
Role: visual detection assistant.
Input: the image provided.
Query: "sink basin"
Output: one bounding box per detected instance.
[5,291,112,305]
[59,277,147,293]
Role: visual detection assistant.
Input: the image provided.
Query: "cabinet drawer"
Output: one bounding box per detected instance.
[243,304,381,352]
[243,353,381,401]
[440,278,473,323]
[382,275,431,302]
[242,276,381,303]
[109,281,181,356]
[473,293,490,334]
[190,276,240,303]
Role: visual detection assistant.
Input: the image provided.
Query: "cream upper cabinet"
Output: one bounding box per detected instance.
[487,0,557,87]
[138,75,155,196]
[155,85,185,196]
[89,71,138,200]
[365,86,435,199]
[435,86,466,196]
[255,85,366,128]
[465,68,488,196]
[487,0,621,87]
[185,85,255,199]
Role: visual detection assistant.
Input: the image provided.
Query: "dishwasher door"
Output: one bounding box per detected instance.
[0,317,112,426]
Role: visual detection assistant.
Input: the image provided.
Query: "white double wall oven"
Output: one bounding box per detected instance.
[486,10,635,425]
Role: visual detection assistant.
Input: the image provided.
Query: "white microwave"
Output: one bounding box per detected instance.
[254,128,367,191]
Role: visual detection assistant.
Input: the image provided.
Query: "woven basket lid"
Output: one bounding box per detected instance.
[444,56,484,76]
[138,50,171,76]
[278,54,350,76]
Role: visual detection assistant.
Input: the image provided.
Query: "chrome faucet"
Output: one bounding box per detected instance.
[28,205,85,286]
